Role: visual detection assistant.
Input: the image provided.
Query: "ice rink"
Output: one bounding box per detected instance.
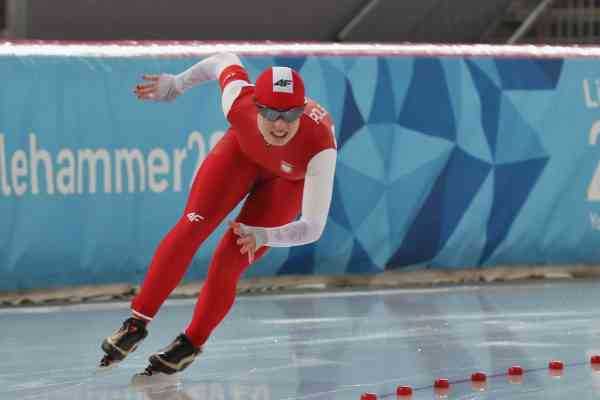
[2,279,600,400]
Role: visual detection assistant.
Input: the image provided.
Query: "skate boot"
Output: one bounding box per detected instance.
[132,334,201,384]
[99,317,148,368]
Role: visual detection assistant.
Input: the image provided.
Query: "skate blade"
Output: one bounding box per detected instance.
[95,356,121,374]
[130,370,180,390]
[95,362,118,373]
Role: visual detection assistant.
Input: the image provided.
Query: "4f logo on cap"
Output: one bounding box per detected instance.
[272,67,294,94]
[274,79,292,88]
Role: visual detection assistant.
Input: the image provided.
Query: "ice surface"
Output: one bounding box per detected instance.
[2,280,600,399]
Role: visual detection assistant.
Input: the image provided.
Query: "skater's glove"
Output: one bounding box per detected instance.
[230,221,268,264]
[134,74,183,102]
[235,223,268,249]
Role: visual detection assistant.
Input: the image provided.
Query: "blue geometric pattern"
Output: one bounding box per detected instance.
[398,58,456,142]
[281,55,552,274]
[0,53,564,290]
[338,78,364,149]
[495,59,563,90]
[481,157,548,264]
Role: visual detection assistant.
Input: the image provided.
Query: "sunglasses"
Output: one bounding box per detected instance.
[256,103,305,123]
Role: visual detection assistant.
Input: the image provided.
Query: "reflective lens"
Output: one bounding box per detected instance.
[257,104,304,122]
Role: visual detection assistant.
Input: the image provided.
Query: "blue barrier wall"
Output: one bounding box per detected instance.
[1,51,600,291]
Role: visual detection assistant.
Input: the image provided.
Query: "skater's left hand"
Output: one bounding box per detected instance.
[229,221,267,264]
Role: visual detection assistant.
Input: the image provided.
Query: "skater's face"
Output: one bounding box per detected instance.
[256,106,302,146]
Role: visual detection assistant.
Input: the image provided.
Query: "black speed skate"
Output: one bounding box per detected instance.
[133,334,201,383]
[99,317,148,368]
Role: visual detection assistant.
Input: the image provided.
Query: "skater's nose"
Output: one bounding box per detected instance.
[273,118,288,130]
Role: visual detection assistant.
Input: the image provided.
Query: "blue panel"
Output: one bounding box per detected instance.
[536,59,564,86]
[442,58,463,131]
[318,59,348,135]
[273,56,307,72]
[343,57,358,72]
[277,245,316,275]
[355,195,391,269]
[455,62,493,163]
[369,123,396,173]
[384,57,414,118]
[336,163,387,230]
[368,59,397,124]
[300,58,329,110]
[389,147,490,268]
[314,220,354,275]
[432,171,493,268]
[346,240,380,274]
[398,58,456,141]
[329,177,353,230]
[496,59,564,90]
[495,94,549,164]
[347,57,378,122]
[339,126,385,182]
[464,58,502,86]
[318,56,346,74]
[242,56,275,79]
[0,50,598,290]
[387,140,454,246]
[338,78,365,149]
[389,128,455,182]
[465,60,502,159]
[438,147,492,247]
[480,157,549,264]
[502,90,556,126]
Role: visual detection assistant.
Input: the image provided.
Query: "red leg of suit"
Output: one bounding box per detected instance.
[185,176,304,347]
[131,132,259,320]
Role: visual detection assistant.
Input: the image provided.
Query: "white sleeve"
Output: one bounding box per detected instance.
[222,80,253,117]
[173,52,242,93]
[263,148,337,247]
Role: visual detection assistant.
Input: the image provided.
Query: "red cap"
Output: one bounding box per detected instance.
[255,66,306,110]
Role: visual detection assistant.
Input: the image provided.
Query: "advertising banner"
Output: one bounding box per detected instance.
[1,47,599,290]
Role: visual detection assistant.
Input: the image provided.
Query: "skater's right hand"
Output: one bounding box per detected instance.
[134,74,182,102]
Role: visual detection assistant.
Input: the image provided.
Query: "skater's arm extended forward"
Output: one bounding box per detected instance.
[174,52,244,93]
[134,52,247,102]
[235,148,337,248]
